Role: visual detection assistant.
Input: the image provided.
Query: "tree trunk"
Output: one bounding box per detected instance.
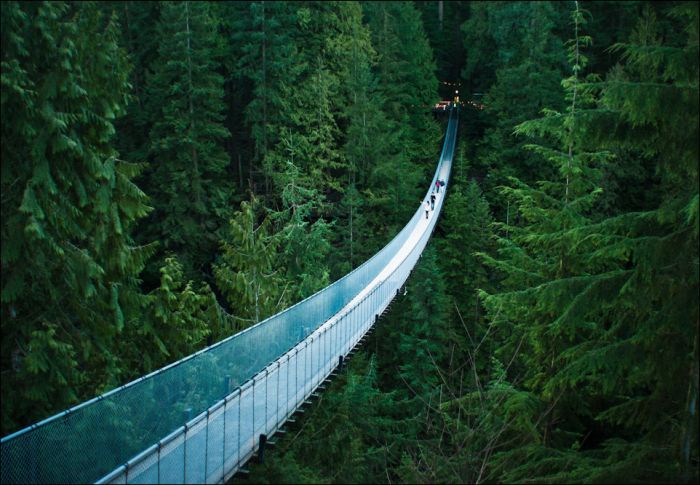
[262,1,269,195]
[185,2,201,208]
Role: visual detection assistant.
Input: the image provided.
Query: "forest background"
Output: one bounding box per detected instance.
[1,1,697,483]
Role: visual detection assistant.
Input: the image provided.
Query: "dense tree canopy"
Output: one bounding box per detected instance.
[1,1,697,483]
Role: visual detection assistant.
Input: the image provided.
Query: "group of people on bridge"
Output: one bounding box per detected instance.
[425,179,446,219]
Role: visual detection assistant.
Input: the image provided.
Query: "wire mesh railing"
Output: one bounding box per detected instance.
[0,109,458,485]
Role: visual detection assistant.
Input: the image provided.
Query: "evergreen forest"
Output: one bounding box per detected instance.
[1,1,698,483]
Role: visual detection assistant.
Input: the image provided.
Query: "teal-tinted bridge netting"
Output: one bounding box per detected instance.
[1,108,459,484]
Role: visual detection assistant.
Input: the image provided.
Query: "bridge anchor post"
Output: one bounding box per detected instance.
[258,434,267,463]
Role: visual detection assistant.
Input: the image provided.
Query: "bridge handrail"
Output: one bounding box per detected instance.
[0,109,458,485]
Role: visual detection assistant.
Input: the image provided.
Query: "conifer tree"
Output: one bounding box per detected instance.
[439,176,494,318]
[414,1,469,84]
[106,1,161,167]
[1,1,153,432]
[227,1,299,195]
[362,245,471,485]
[460,2,499,97]
[332,1,393,272]
[246,352,418,484]
[435,169,496,393]
[362,1,441,232]
[259,1,351,205]
[363,1,439,152]
[141,0,232,281]
[230,2,364,187]
[474,3,698,481]
[462,1,569,215]
[214,198,286,328]
[394,247,451,398]
[119,256,225,375]
[269,162,332,302]
[562,4,698,479]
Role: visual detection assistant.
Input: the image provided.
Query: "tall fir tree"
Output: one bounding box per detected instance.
[119,256,224,376]
[214,197,286,328]
[331,1,393,274]
[269,161,332,302]
[1,1,154,433]
[141,0,232,282]
[474,3,698,482]
[228,0,298,196]
[414,1,469,86]
[362,1,441,235]
[461,1,569,218]
[242,352,416,484]
[106,1,162,167]
[265,1,346,201]
[438,174,494,321]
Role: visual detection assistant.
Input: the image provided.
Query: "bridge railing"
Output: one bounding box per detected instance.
[96,108,458,484]
[0,109,458,485]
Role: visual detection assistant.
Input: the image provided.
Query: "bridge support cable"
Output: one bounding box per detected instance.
[0,109,459,485]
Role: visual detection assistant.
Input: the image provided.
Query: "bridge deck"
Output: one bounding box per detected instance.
[1,109,459,485]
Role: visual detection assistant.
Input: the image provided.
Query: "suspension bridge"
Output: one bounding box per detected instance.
[1,107,459,484]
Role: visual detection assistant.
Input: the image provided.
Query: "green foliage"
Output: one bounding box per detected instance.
[120,256,221,374]
[363,1,439,153]
[5,3,696,484]
[330,2,390,273]
[242,231,456,485]
[214,198,286,328]
[414,1,470,85]
[394,247,451,397]
[435,166,496,399]
[241,352,418,484]
[228,1,297,182]
[360,1,441,240]
[460,1,504,95]
[106,1,162,166]
[1,1,154,433]
[438,172,495,315]
[271,162,332,302]
[463,1,569,216]
[474,3,699,482]
[140,0,232,280]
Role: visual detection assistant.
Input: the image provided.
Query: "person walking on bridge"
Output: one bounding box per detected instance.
[435,180,440,193]
[425,200,430,219]
[430,192,436,210]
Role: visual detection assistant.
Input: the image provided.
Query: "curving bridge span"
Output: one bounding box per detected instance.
[1,107,459,484]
